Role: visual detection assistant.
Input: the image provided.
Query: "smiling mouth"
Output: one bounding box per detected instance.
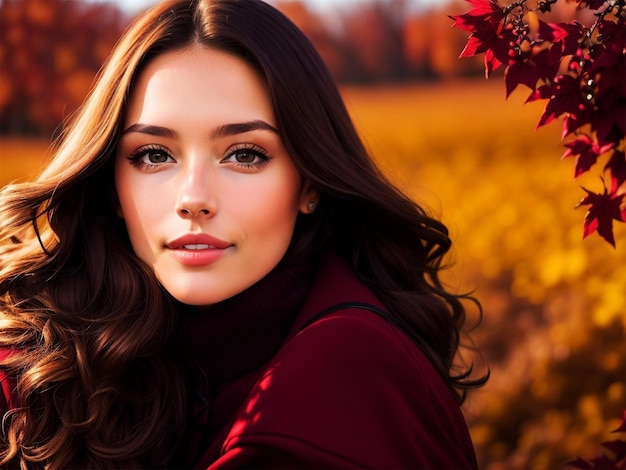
[166,233,233,251]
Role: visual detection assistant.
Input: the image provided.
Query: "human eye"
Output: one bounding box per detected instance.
[221,143,272,170]
[127,144,175,171]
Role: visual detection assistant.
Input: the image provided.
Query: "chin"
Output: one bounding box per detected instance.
[164,281,243,307]
[170,291,225,307]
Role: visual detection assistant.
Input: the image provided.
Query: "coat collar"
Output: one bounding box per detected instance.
[287,251,385,338]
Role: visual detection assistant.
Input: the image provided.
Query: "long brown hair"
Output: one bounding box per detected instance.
[0,0,486,467]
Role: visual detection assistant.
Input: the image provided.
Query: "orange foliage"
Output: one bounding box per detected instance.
[0,0,127,134]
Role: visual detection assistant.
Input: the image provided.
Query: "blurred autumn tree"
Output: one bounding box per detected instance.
[274,1,485,82]
[337,0,415,82]
[0,0,490,137]
[0,0,128,135]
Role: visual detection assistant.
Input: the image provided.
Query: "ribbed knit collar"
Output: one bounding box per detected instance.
[178,255,315,385]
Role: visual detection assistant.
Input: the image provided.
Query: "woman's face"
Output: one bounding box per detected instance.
[115,46,316,306]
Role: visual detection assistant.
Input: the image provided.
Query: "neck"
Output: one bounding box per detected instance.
[178,254,316,384]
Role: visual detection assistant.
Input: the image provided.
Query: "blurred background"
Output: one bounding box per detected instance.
[0,0,624,468]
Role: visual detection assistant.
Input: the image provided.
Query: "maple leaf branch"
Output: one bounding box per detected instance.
[452,0,626,246]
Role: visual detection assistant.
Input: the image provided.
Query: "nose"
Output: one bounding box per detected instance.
[175,162,217,219]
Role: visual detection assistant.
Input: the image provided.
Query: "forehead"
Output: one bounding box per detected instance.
[125,45,274,127]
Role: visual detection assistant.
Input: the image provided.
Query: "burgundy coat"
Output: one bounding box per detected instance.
[0,252,478,468]
[185,252,478,468]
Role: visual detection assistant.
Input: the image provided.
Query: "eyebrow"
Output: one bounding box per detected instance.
[121,120,279,139]
[122,123,178,138]
[209,120,279,139]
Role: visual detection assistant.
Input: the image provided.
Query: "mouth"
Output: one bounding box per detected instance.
[165,235,232,267]
[166,233,233,250]
[165,234,233,267]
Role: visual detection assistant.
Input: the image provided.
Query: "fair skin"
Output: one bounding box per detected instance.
[115,45,317,306]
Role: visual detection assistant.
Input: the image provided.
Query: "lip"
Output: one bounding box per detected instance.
[165,233,233,266]
[166,233,233,250]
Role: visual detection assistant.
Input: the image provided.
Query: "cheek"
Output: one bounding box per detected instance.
[243,177,301,238]
[115,171,163,257]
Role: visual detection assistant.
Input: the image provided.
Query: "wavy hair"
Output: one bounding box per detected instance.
[0,0,487,467]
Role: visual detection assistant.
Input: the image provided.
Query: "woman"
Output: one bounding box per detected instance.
[0,0,487,468]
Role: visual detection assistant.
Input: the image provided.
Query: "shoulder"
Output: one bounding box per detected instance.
[284,307,438,393]
[270,308,462,427]
[219,308,477,468]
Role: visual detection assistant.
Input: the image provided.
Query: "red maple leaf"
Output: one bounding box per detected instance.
[536,17,562,42]
[593,95,626,145]
[577,186,626,247]
[605,149,626,193]
[451,0,512,77]
[505,59,540,96]
[563,107,594,137]
[587,39,626,143]
[464,0,502,17]
[574,430,626,469]
[596,20,626,55]
[532,45,564,82]
[550,21,585,55]
[456,19,515,76]
[459,20,512,56]
[457,20,501,56]
[485,43,509,76]
[527,75,592,128]
[562,135,614,177]
[592,57,626,107]
[449,0,503,31]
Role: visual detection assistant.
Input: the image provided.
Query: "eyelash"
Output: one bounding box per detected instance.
[127,144,174,171]
[126,143,272,171]
[222,143,271,169]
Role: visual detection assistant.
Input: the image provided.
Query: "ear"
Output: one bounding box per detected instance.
[298,181,320,214]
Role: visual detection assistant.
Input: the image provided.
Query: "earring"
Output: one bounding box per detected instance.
[307,200,316,212]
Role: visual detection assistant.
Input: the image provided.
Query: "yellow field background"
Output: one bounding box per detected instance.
[1,78,624,469]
